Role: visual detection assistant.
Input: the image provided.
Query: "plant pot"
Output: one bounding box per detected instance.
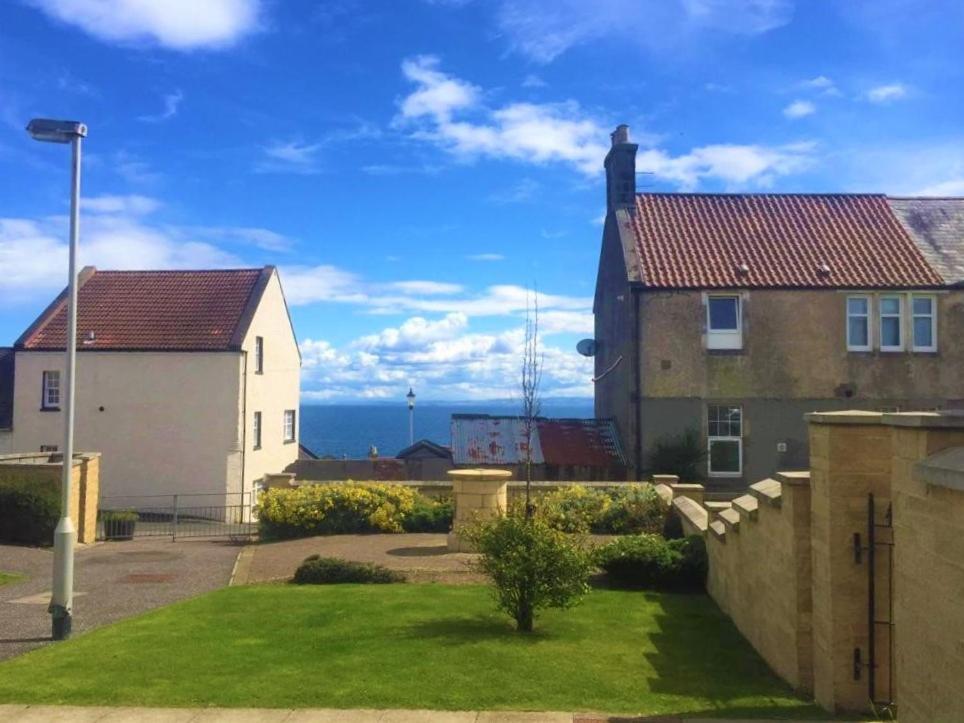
[106,519,136,540]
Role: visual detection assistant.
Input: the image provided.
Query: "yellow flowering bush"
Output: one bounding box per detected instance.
[535,483,668,535]
[258,482,417,539]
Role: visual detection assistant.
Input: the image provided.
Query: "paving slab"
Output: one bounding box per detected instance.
[378,711,478,723]
[188,709,292,722]
[0,705,115,722]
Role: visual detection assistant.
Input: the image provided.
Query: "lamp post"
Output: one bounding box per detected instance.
[26,118,87,641]
[406,387,416,446]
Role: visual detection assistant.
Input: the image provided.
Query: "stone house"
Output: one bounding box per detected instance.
[0,266,301,507]
[593,125,964,491]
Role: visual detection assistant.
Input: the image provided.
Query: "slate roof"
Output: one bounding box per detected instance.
[627,193,945,289]
[16,267,274,351]
[888,198,964,286]
[0,348,13,430]
[450,415,626,467]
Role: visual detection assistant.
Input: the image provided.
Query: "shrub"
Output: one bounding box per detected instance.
[467,515,591,632]
[402,496,453,533]
[594,533,707,591]
[600,484,669,535]
[258,482,417,539]
[293,555,405,584]
[648,428,706,482]
[538,486,611,534]
[100,510,138,524]
[0,485,58,546]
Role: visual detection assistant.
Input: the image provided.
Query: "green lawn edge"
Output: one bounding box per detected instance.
[0,571,24,587]
[0,584,828,719]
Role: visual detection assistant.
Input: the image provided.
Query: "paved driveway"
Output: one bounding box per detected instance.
[0,538,242,661]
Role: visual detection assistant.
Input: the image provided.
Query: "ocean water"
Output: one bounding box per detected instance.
[299,401,594,459]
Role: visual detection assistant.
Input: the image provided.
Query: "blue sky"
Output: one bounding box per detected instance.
[1,0,962,401]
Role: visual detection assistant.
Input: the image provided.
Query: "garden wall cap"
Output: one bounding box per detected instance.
[883,410,964,429]
[805,410,884,425]
[447,468,513,480]
[914,446,964,491]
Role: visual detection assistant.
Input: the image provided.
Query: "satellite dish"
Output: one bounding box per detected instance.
[576,338,597,357]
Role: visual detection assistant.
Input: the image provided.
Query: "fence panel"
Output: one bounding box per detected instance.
[99,492,257,541]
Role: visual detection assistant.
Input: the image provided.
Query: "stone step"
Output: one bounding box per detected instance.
[732,494,759,521]
[749,478,783,507]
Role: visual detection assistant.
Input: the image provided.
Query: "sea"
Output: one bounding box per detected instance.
[299,400,594,459]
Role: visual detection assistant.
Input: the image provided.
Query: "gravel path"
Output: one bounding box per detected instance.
[235,534,485,585]
[0,538,242,661]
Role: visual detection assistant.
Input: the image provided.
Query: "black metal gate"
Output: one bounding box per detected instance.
[99,492,257,541]
[853,492,895,714]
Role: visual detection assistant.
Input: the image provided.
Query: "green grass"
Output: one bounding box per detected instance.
[0,572,23,587]
[0,585,824,718]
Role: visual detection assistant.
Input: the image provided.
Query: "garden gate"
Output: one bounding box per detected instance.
[98,491,257,541]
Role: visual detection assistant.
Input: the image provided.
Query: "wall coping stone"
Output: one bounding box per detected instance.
[749,478,782,507]
[883,410,964,429]
[672,496,708,533]
[806,410,883,425]
[732,494,759,520]
[914,446,964,491]
[775,470,810,486]
[669,483,704,492]
[718,507,741,531]
[709,519,726,540]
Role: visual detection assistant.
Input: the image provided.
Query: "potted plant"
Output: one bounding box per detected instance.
[101,509,138,540]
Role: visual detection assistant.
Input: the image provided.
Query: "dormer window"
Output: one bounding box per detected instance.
[706,295,742,350]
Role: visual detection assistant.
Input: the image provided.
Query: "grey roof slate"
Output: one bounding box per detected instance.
[888,198,964,286]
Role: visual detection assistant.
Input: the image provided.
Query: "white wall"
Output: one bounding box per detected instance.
[9,350,241,501]
[239,270,301,499]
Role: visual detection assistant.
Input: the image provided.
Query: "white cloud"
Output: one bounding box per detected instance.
[138,89,183,122]
[783,99,815,119]
[522,74,547,88]
[28,0,261,50]
[488,178,540,204]
[495,0,792,63]
[865,83,908,103]
[389,281,465,295]
[397,56,609,176]
[258,140,323,174]
[638,141,815,190]
[467,253,505,261]
[82,194,162,215]
[914,179,964,196]
[800,75,840,96]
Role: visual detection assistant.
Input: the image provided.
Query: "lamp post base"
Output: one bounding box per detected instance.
[51,607,72,641]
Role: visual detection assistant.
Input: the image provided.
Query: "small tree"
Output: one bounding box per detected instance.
[468,515,591,632]
[520,289,543,518]
[648,428,706,481]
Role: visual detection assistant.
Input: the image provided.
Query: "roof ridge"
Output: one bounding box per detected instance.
[636,192,887,198]
[88,267,266,274]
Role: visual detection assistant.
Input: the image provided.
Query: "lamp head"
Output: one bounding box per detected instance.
[406,387,416,408]
[26,118,87,144]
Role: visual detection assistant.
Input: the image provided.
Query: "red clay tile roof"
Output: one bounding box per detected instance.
[627,194,944,288]
[17,267,272,351]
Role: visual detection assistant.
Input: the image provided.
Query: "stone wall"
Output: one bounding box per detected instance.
[0,452,100,544]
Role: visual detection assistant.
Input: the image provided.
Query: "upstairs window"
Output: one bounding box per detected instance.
[911,296,937,352]
[706,295,742,350]
[879,296,903,352]
[255,336,264,374]
[283,409,296,443]
[707,404,742,476]
[253,411,262,450]
[42,371,61,410]
[846,296,871,351]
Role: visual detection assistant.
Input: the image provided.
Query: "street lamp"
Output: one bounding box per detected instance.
[406,387,416,446]
[27,118,87,641]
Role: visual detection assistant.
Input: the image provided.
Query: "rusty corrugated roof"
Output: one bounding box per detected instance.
[450,415,625,467]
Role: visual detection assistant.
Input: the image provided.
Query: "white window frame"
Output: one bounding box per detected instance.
[846,295,872,352]
[42,370,61,410]
[253,411,262,450]
[911,294,937,352]
[255,336,264,374]
[707,404,743,477]
[706,294,743,350]
[879,295,904,352]
[283,409,296,443]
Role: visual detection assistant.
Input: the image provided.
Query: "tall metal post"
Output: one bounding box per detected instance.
[50,133,83,641]
[406,387,416,446]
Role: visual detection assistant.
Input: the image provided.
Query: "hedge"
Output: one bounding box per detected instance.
[292,555,405,584]
[0,485,59,546]
[593,534,707,592]
[536,484,668,535]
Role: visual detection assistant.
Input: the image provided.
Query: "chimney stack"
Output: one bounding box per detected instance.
[604,124,638,211]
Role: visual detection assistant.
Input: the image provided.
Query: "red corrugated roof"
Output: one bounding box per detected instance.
[628,194,944,288]
[17,268,269,351]
[535,419,625,467]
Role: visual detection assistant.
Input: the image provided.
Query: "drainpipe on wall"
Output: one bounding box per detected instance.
[632,288,642,477]
[240,351,248,509]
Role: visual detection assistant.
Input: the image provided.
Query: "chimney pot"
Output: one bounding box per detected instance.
[611,124,630,146]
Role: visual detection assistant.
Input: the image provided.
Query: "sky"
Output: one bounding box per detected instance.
[0,0,962,402]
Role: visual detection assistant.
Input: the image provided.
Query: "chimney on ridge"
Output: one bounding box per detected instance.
[604,124,638,211]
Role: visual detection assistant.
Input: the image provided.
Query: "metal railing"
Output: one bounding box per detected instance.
[98,491,257,541]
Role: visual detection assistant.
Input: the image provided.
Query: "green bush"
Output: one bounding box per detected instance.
[0,485,59,546]
[537,486,611,534]
[594,534,707,592]
[401,496,453,533]
[292,555,405,584]
[467,515,592,632]
[648,428,706,482]
[257,482,417,539]
[600,484,668,535]
[100,510,138,524]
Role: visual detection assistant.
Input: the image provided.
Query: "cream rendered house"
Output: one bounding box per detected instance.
[0,266,300,508]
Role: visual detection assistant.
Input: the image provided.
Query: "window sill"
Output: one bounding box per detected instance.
[708,472,743,478]
[252,445,262,451]
[283,439,297,445]
[254,371,264,375]
[39,407,61,412]
[706,348,745,356]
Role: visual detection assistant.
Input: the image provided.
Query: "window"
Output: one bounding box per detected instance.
[706,295,742,350]
[707,404,742,476]
[879,295,903,351]
[253,411,262,450]
[254,336,264,374]
[283,409,296,443]
[42,371,61,410]
[846,296,871,351]
[911,295,937,352]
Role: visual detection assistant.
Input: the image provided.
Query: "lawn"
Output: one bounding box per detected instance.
[0,584,824,718]
[0,571,23,587]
